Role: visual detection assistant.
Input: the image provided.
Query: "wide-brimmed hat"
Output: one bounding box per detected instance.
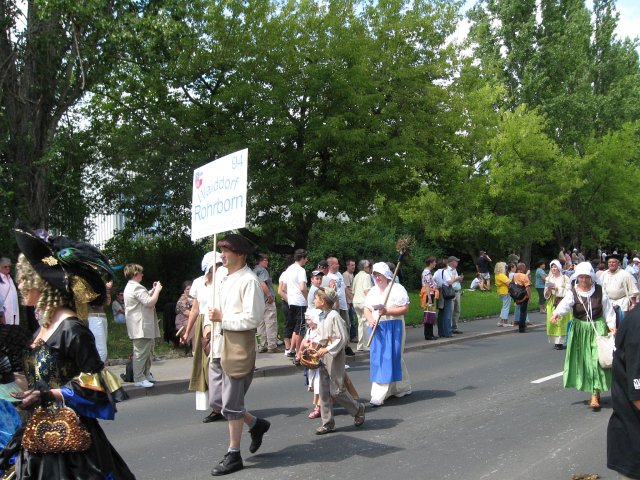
[14,221,114,307]
[217,234,255,255]
[372,262,393,280]
[606,253,623,263]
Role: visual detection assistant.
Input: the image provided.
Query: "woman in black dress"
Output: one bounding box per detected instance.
[2,223,135,479]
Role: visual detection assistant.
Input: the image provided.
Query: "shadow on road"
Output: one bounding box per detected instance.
[248,429,404,469]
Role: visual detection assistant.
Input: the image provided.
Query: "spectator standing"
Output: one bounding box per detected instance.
[352,260,373,351]
[625,257,640,290]
[507,251,520,265]
[175,280,194,349]
[607,306,640,478]
[111,290,126,324]
[323,256,354,356]
[534,259,547,313]
[494,262,512,327]
[0,257,19,325]
[123,263,162,388]
[277,255,294,354]
[433,259,452,338]
[421,257,438,340]
[343,259,357,342]
[87,280,113,362]
[444,256,464,334]
[513,263,531,333]
[285,249,309,359]
[307,270,324,307]
[476,251,492,291]
[254,254,279,353]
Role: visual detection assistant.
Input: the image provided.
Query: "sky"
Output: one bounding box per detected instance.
[454,0,640,49]
[614,0,640,42]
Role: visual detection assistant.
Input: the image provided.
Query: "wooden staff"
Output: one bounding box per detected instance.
[366,236,412,348]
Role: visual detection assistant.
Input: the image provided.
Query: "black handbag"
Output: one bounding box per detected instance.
[441,285,456,300]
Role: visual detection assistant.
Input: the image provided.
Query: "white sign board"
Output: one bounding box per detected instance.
[191,148,248,241]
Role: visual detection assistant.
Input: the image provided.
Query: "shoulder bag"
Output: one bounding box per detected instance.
[579,292,614,369]
[220,328,257,379]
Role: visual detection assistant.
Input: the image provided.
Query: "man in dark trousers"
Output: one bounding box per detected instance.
[607,307,640,479]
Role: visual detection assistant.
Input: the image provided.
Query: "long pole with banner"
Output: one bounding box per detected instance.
[191,149,248,357]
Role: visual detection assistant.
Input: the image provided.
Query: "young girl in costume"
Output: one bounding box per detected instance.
[300,307,322,419]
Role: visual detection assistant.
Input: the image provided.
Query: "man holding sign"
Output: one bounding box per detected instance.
[207,234,269,476]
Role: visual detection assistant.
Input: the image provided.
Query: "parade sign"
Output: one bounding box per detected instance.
[191,149,248,241]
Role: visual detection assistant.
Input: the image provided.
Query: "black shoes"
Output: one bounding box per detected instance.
[203,411,224,423]
[452,330,463,334]
[249,418,270,453]
[554,344,565,350]
[211,451,243,476]
[424,335,438,341]
[345,346,356,356]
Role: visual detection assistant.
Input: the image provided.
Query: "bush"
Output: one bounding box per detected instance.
[103,232,211,306]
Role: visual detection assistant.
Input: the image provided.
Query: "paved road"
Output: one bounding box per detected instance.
[103,328,615,480]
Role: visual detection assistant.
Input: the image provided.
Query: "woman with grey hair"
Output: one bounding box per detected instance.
[0,257,19,325]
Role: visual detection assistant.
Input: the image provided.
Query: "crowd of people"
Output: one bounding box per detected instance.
[2,232,640,479]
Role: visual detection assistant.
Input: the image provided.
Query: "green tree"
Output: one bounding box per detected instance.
[85,0,462,250]
[0,0,138,239]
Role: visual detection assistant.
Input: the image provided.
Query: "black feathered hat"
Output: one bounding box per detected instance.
[14,221,114,309]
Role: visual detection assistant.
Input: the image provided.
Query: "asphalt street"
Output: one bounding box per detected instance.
[102,328,615,480]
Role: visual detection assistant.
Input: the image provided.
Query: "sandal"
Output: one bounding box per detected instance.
[315,425,335,435]
[308,406,321,419]
[589,393,601,410]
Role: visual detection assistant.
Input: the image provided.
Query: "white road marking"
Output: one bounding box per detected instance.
[531,371,563,384]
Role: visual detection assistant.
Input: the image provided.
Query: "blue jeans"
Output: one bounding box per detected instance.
[516,300,528,331]
[441,299,453,337]
[500,294,511,321]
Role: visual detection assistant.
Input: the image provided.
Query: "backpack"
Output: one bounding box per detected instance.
[120,356,134,383]
[508,282,527,301]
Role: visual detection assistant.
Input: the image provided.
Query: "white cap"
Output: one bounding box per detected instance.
[570,261,596,283]
[372,262,393,280]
